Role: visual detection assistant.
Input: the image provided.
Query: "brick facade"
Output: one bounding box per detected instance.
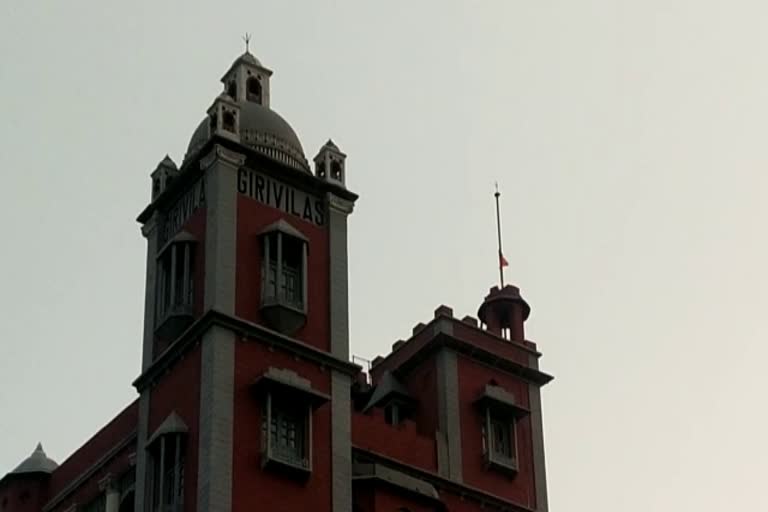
[0,51,552,512]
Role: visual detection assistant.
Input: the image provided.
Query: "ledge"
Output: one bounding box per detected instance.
[133,309,360,392]
[353,462,441,502]
[475,385,530,419]
[251,367,330,408]
[353,447,535,512]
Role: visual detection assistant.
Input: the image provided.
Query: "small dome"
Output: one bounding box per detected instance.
[185,101,309,173]
[236,51,263,68]
[10,443,58,476]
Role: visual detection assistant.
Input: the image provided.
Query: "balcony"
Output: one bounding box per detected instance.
[155,301,193,340]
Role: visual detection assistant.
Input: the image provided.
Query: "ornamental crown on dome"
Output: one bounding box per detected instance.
[180,51,314,174]
[173,51,347,187]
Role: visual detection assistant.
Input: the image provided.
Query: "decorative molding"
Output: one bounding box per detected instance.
[353,447,535,512]
[328,194,354,214]
[42,432,136,512]
[133,310,361,392]
[97,473,115,492]
[140,212,159,238]
[372,316,552,387]
[200,144,246,170]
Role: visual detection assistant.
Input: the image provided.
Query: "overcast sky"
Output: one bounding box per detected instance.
[2,1,768,510]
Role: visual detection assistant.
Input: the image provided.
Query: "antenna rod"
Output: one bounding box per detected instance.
[495,183,504,288]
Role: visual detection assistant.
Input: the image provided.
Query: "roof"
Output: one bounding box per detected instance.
[147,412,189,445]
[9,443,58,476]
[160,154,177,169]
[185,101,309,173]
[363,371,415,412]
[236,51,262,68]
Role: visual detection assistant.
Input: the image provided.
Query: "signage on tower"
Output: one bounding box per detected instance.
[237,168,325,226]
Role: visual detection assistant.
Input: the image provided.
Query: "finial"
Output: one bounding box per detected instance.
[494,183,508,287]
[243,33,252,53]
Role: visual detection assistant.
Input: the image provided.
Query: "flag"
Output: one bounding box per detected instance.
[499,251,509,268]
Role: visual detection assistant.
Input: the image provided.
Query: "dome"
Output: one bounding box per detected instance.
[10,443,58,476]
[235,51,262,68]
[185,101,309,173]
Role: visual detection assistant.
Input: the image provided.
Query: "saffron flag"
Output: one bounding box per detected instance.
[499,251,509,268]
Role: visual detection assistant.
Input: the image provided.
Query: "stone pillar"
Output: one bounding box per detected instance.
[327,194,354,360]
[99,475,120,512]
[435,349,463,481]
[135,212,159,512]
[197,145,242,512]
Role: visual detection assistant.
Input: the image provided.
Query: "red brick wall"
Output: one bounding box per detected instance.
[235,193,330,352]
[0,478,47,512]
[371,318,538,383]
[46,401,138,501]
[147,343,201,512]
[400,358,439,439]
[351,408,437,472]
[456,355,536,508]
[46,440,135,512]
[231,340,332,512]
[371,484,439,512]
[451,322,535,367]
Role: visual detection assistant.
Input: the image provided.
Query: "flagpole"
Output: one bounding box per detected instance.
[495,183,504,288]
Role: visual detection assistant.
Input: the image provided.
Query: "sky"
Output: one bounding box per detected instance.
[1,1,768,510]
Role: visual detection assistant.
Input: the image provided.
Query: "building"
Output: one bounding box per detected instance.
[0,50,553,512]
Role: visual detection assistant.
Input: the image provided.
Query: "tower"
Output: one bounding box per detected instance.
[0,444,57,512]
[0,47,552,512]
[132,49,358,512]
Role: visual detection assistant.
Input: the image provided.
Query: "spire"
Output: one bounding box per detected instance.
[10,442,58,475]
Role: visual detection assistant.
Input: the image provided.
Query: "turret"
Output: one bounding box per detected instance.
[477,284,531,341]
[0,443,58,512]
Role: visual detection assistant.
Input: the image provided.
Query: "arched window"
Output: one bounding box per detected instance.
[316,161,327,178]
[118,491,134,512]
[227,81,237,99]
[246,77,262,104]
[222,111,236,132]
[330,160,343,181]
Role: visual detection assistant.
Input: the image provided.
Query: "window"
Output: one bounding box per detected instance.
[261,392,311,473]
[384,403,400,426]
[226,81,237,99]
[330,160,343,181]
[253,368,330,478]
[118,469,136,512]
[156,239,195,337]
[81,496,105,512]
[222,110,236,132]
[246,77,262,104]
[383,400,413,426]
[475,384,527,475]
[482,409,517,472]
[259,223,309,334]
[261,228,307,311]
[264,401,307,466]
[148,433,185,512]
[315,161,327,178]
[118,491,135,512]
